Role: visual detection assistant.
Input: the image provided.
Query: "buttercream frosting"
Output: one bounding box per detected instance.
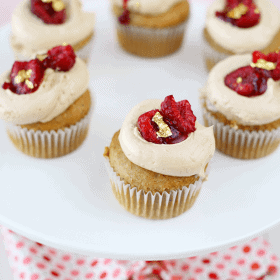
[0,58,89,125]
[11,0,95,58]
[200,54,280,126]
[205,0,280,53]
[111,0,184,15]
[119,99,215,178]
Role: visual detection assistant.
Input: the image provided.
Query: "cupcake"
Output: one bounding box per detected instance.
[11,0,95,62]
[110,0,190,58]
[0,45,92,158]
[104,95,215,219]
[203,0,280,71]
[200,50,280,159]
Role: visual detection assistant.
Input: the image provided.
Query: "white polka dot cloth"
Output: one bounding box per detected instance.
[1,226,279,280]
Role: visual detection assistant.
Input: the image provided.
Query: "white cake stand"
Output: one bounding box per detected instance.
[0,1,280,261]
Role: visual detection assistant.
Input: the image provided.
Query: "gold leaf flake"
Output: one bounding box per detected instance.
[62,42,68,46]
[52,0,65,12]
[36,54,48,61]
[25,80,34,89]
[152,112,172,138]
[227,3,248,19]
[251,59,276,71]
[14,69,33,89]
[254,8,260,14]
[41,0,65,12]
[236,77,242,84]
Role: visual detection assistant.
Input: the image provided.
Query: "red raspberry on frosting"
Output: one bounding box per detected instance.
[137,95,196,144]
[31,0,66,25]
[2,45,77,95]
[225,50,280,97]
[42,44,76,72]
[2,59,45,95]
[216,0,261,28]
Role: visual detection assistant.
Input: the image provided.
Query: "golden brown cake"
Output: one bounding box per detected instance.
[111,0,190,57]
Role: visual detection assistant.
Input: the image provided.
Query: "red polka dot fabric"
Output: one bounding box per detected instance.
[1,226,279,280]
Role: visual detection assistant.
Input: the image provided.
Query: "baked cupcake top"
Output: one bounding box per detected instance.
[11,0,95,57]
[111,0,184,15]
[119,96,215,178]
[205,0,280,53]
[0,45,89,125]
[201,51,280,126]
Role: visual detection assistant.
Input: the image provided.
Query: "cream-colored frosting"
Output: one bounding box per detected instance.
[201,54,280,126]
[119,99,215,178]
[0,58,89,125]
[11,0,95,58]
[111,0,184,15]
[205,0,280,53]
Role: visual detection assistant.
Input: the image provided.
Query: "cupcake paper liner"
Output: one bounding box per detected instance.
[104,158,207,219]
[203,109,280,159]
[6,111,91,159]
[115,21,188,57]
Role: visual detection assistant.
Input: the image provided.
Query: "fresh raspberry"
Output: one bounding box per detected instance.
[43,45,76,72]
[161,95,196,135]
[225,66,266,97]
[2,59,45,95]
[138,110,163,144]
[118,0,130,25]
[216,0,260,28]
[137,96,196,145]
[225,50,280,97]
[31,0,66,25]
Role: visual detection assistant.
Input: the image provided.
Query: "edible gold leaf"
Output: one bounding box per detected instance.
[25,80,34,89]
[251,59,276,71]
[227,3,248,19]
[52,0,65,12]
[236,77,242,84]
[254,8,260,14]
[152,112,172,138]
[36,54,48,61]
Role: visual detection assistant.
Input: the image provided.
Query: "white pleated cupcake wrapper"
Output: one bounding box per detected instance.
[202,33,232,67]
[203,108,280,159]
[104,158,206,219]
[6,111,91,158]
[13,36,94,63]
[115,20,187,40]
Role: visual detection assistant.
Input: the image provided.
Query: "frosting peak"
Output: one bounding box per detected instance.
[119,99,215,178]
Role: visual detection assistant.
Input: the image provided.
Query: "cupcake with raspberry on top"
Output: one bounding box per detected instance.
[111,0,190,57]
[11,0,95,62]
[204,0,280,71]
[0,44,92,158]
[104,95,215,219]
[201,50,280,159]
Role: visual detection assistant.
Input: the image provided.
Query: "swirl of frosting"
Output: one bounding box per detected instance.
[205,0,280,53]
[111,0,184,15]
[119,99,215,178]
[11,0,95,58]
[0,58,89,125]
[201,54,280,126]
